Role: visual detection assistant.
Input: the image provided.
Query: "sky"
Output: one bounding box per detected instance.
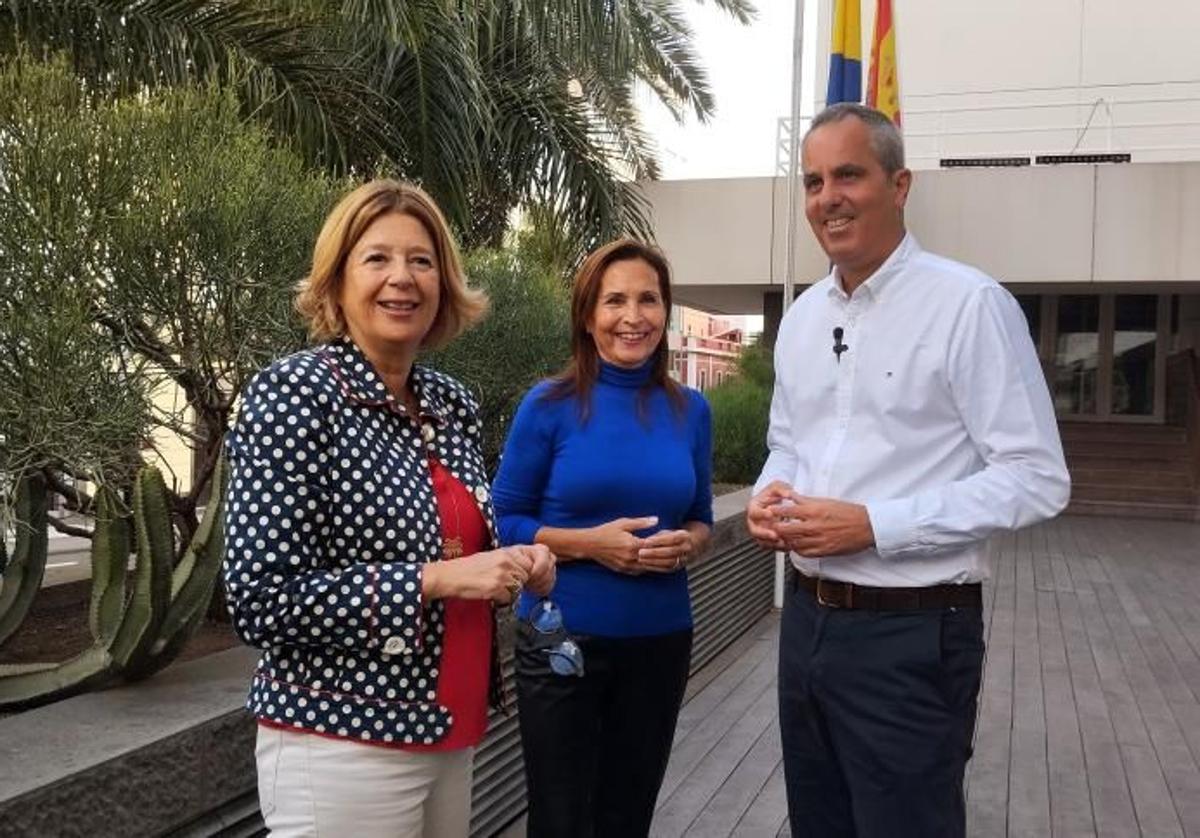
[638,0,820,181]
[638,1,820,330]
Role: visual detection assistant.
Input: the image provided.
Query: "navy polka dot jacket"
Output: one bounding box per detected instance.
[222,337,497,746]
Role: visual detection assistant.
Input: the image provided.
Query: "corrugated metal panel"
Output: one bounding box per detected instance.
[469,615,525,837]
[688,541,775,673]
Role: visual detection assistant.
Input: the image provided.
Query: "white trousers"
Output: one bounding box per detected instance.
[256,726,474,838]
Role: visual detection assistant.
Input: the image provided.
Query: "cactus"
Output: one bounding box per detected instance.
[0,647,116,707]
[0,448,228,710]
[88,487,131,644]
[0,474,49,645]
[126,452,227,680]
[109,467,176,670]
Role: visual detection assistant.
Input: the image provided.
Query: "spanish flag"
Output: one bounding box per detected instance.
[826,0,862,105]
[866,0,901,125]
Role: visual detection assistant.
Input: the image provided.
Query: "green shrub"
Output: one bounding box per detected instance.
[736,341,775,389]
[704,337,775,484]
[424,250,571,472]
[706,376,772,485]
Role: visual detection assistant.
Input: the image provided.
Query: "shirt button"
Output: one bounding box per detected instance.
[421,424,436,443]
[383,636,407,655]
[474,486,489,503]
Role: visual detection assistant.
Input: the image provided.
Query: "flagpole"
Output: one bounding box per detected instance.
[776,0,807,610]
[783,0,806,323]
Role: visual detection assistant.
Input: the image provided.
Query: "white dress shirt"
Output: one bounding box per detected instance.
[755,234,1070,587]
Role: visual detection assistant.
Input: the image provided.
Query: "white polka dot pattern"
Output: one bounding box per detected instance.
[223,338,496,746]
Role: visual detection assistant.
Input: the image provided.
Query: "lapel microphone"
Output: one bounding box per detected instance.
[833,327,849,362]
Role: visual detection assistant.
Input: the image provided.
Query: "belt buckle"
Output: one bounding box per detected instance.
[816,577,851,609]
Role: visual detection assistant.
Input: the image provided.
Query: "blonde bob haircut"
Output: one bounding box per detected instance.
[295,179,488,349]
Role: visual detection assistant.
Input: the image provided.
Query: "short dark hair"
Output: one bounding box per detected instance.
[806,103,906,174]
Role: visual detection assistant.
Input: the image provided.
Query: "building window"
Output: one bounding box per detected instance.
[1016,294,1040,343]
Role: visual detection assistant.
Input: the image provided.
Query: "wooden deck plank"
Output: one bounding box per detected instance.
[1122,743,1185,838]
[673,622,777,747]
[657,633,779,805]
[681,613,778,707]
[685,723,783,838]
[1086,522,1200,836]
[965,533,1015,838]
[1067,555,1150,751]
[652,677,778,837]
[1056,580,1140,838]
[1039,592,1094,836]
[730,759,788,838]
[1009,541,1058,836]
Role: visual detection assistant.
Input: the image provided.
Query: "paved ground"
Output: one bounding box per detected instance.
[648,514,1200,837]
[3,524,93,587]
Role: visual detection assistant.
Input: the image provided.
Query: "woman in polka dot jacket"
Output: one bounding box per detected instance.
[493,239,714,837]
[223,180,555,838]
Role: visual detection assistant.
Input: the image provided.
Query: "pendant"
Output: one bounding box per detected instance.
[443,537,464,560]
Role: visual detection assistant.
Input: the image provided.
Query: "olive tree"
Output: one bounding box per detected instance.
[0,53,344,546]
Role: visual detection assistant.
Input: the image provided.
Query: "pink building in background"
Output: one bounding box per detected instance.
[668,305,747,392]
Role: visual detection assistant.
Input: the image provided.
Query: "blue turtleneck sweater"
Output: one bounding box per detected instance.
[492,361,713,637]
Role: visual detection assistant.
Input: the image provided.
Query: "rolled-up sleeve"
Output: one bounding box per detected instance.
[222,363,426,654]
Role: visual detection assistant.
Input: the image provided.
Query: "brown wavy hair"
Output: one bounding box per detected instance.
[546,238,685,421]
[294,179,487,349]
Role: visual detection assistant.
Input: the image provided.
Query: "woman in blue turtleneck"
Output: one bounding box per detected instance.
[492,239,713,837]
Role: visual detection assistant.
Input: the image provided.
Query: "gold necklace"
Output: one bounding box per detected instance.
[438,462,465,560]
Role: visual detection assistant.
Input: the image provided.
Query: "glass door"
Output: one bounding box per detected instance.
[1110,295,1158,417]
[1046,294,1167,422]
[1053,295,1101,417]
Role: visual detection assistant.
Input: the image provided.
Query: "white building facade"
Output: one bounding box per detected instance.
[642,0,1200,517]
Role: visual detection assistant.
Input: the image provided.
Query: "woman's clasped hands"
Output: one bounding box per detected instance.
[586,516,696,575]
[424,545,556,604]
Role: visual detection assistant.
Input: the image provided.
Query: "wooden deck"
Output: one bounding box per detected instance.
[649,514,1200,837]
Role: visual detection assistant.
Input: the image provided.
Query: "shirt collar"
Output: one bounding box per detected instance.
[321,337,450,426]
[826,232,919,302]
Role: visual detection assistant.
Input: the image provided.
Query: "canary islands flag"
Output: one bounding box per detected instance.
[867,0,901,125]
[826,0,862,105]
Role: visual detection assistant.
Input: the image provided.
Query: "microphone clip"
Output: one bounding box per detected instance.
[832,327,849,363]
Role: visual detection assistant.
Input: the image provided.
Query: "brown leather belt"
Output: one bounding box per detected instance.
[792,572,982,611]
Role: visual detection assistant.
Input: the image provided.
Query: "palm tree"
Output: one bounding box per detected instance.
[0,0,755,260]
[460,0,756,253]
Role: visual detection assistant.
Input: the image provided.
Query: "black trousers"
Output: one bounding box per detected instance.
[778,582,985,838]
[515,622,692,838]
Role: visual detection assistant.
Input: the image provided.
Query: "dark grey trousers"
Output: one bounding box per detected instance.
[778,581,985,838]
[516,623,693,838]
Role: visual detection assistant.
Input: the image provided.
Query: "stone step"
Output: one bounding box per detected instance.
[1066,498,1200,522]
[1059,422,1188,445]
[1067,454,1192,474]
[1069,468,1195,489]
[1071,483,1199,506]
[1063,439,1190,461]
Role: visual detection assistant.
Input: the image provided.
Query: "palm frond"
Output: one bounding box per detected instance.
[690,0,757,26]
[2,0,393,170]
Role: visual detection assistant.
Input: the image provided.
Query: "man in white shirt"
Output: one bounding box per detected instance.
[747,103,1070,838]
